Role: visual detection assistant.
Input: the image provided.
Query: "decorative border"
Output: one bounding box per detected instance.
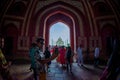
[17,36,29,50]
[89,36,102,51]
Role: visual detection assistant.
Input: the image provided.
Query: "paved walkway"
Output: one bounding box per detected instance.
[8,59,106,80]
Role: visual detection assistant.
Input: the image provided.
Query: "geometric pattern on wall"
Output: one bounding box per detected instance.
[17,36,29,50]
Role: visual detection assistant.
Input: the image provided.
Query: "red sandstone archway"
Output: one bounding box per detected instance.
[43,12,75,52]
[29,1,85,52]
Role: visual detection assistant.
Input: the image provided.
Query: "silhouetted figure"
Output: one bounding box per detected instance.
[44,47,51,71]
[94,45,100,67]
[65,46,74,72]
[77,45,84,66]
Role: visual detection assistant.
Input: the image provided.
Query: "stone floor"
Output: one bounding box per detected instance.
[5,59,107,80]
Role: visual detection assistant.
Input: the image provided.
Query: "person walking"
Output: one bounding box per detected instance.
[44,46,51,72]
[77,45,84,66]
[59,46,66,67]
[94,45,100,67]
[65,46,74,72]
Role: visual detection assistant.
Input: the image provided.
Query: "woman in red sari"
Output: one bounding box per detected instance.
[59,46,66,67]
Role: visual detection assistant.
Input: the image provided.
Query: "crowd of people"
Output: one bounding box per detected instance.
[0,36,119,80]
[56,46,74,72]
[47,44,100,71]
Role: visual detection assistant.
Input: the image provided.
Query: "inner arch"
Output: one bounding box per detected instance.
[49,22,70,47]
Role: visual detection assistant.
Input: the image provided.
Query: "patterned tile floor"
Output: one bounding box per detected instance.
[7,60,106,80]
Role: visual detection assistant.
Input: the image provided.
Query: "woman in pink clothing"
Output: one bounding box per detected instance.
[59,46,66,67]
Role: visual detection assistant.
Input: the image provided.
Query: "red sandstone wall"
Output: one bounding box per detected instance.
[0,0,119,60]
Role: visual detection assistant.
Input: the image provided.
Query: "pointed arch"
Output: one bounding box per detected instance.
[2,23,18,56]
[43,12,76,52]
[49,22,70,46]
[34,3,84,52]
[28,1,86,52]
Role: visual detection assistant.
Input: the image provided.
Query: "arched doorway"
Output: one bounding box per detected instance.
[2,24,18,57]
[43,13,76,52]
[101,25,115,57]
[49,22,70,47]
[30,1,85,53]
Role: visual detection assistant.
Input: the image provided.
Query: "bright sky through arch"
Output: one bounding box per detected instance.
[49,22,70,46]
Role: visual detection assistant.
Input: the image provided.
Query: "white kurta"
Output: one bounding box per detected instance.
[77,47,83,64]
[94,47,100,58]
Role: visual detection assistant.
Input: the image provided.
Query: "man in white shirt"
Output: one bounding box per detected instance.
[94,45,100,67]
[77,45,83,66]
